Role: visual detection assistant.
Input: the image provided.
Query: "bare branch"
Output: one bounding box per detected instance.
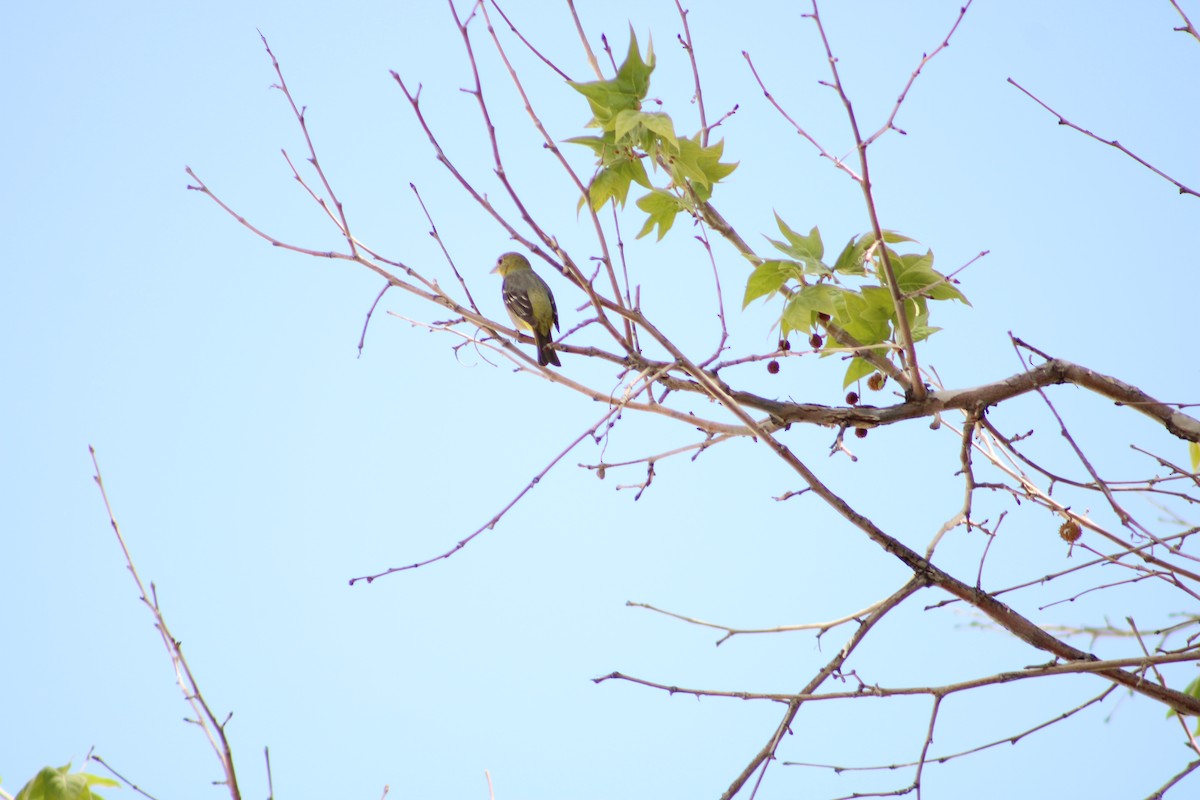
[349,406,622,583]
[806,0,926,399]
[565,0,605,80]
[1170,0,1200,43]
[259,33,360,256]
[741,49,863,181]
[410,182,481,315]
[1008,77,1199,198]
[90,447,242,800]
[673,0,709,145]
[627,596,891,646]
[862,0,975,146]
[720,578,924,800]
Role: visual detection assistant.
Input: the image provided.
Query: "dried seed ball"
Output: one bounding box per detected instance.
[846,391,859,405]
[867,372,886,391]
[854,427,868,439]
[1059,520,1082,543]
[817,312,831,322]
[809,332,823,349]
[778,338,791,352]
[767,360,781,374]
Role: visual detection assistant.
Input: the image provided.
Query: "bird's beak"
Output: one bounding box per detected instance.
[490,265,500,274]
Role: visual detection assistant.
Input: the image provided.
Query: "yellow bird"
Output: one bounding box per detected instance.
[492,252,561,367]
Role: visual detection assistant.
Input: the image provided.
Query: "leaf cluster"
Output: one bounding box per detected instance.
[566,30,737,239]
[743,216,970,385]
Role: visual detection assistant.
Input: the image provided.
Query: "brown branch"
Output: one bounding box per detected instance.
[488,0,573,81]
[719,578,925,800]
[675,357,1200,443]
[356,282,391,357]
[91,755,160,800]
[626,596,890,646]
[1007,77,1199,198]
[633,306,1200,719]
[608,310,1200,720]
[1145,758,1200,800]
[1171,0,1200,43]
[349,406,622,583]
[565,0,604,80]
[673,0,709,145]
[972,419,1200,591]
[741,49,863,181]
[806,0,925,399]
[409,182,481,315]
[259,33,360,256]
[90,447,242,800]
[785,687,1115,774]
[603,652,1199,708]
[764,429,1200,715]
[862,0,974,146]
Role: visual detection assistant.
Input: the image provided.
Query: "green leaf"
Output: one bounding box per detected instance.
[891,250,969,304]
[664,136,738,195]
[666,136,710,187]
[859,285,895,321]
[567,28,654,129]
[615,27,655,101]
[843,356,881,388]
[585,167,632,211]
[834,230,919,277]
[831,289,890,346]
[909,324,942,343]
[618,153,652,189]
[567,79,634,128]
[1190,442,1200,473]
[775,215,823,259]
[563,135,609,156]
[693,137,738,185]
[832,235,869,276]
[635,190,684,240]
[743,260,802,308]
[781,284,844,335]
[15,765,119,800]
[767,216,828,275]
[612,110,678,151]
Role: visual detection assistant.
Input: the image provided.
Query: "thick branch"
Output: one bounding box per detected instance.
[659,358,1200,443]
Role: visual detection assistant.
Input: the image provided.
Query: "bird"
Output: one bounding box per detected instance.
[492,252,561,367]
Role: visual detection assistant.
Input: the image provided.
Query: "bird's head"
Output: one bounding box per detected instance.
[492,251,531,276]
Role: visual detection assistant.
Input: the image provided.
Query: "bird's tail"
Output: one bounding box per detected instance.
[535,332,561,367]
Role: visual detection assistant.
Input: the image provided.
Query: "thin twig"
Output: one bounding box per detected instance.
[862,1,974,146]
[565,0,604,79]
[718,578,925,800]
[1170,0,1200,43]
[673,0,709,145]
[91,756,160,800]
[410,182,481,314]
[488,0,573,81]
[627,597,889,646]
[1007,77,1199,198]
[349,405,621,583]
[357,282,391,357]
[786,687,1115,773]
[259,33,361,254]
[90,447,242,800]
[806,0,925,399]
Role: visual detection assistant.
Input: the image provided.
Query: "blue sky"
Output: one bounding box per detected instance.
[3,2,1199,798]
